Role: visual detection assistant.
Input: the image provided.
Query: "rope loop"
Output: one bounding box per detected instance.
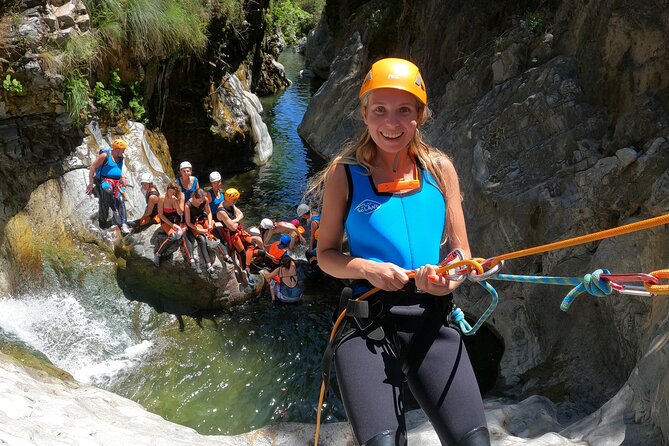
[560,269,613,311]
[644,270,669,295]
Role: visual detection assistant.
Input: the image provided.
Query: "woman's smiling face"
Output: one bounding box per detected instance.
[363,88,419,155]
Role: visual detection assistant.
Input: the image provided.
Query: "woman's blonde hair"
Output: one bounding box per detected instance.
[304,94,452,206]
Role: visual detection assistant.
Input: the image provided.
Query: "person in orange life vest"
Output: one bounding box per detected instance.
[176,161,199,207]
[86,138,131,234]
[265,234,292,268]
[153,180,185,267]
[183,188,218,278]
[261,254,303,303]
[259,218,305,249]
[206,171,233,265]
[216,188,262,285]
[128,172,161,231]
[308,58,488,446]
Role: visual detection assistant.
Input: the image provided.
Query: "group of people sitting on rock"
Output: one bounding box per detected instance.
[86,143,319,302]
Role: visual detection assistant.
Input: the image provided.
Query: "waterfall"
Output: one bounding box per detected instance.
[0,291,153,385]
[228,74,274,165]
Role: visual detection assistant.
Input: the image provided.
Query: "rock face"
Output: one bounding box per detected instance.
[299,0,669,443]
[2,350,612,445]
[0,121,261,310]
[117,225,262,314]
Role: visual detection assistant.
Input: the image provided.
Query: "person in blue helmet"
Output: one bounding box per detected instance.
[265,234,292,268]
[306,58,489,446]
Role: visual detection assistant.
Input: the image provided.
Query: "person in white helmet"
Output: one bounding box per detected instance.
[258,217,305,249]
[296,203,320,265]
[207,171,233,265]
[128,172,160,232]
[176,161,199,207]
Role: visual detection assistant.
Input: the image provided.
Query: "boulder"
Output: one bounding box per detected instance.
[116,225,262,314]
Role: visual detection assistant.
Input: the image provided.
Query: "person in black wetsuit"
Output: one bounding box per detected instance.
[308,58,490,446]
[183,188,217,278]
[128,172,160,231]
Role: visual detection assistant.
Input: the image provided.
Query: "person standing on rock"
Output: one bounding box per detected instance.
[309,58,490,446]
[176,161,199,206]
[85,138,131,234]
[296,203,320,267]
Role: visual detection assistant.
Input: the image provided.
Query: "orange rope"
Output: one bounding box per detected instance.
[313,259,483,445]
[645,270,669,294]
[314,214,669,445]
[485,213,669,268]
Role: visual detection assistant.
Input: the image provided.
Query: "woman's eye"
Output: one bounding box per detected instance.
[373,106,385,114]
[399,106,412,113]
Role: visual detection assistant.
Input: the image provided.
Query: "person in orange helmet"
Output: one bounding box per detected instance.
[307,58,489,446]
[86,138,131,234]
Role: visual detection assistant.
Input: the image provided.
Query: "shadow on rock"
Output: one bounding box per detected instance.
[114,226,264,314]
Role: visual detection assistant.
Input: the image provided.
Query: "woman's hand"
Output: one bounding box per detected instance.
[362,261,410,292]
[413,264,463,296]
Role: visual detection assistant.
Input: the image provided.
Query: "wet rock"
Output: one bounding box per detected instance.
[117,225,262,314]
[0,351,600,445]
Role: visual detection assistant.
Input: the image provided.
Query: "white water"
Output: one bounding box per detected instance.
[0,291,152,384]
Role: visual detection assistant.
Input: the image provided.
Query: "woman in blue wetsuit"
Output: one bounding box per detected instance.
[310,58,489,446]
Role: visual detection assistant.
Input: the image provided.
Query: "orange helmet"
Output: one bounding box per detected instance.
[112,138,127,150]
[224,188,240,202]
[359,58,427,105]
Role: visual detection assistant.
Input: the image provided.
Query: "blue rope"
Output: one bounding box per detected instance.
[491,269,614,311]
[451,269,616,335]
[559,268,613,311]
[452,280,498,335]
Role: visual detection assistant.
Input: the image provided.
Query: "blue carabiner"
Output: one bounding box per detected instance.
[452,280,499,335]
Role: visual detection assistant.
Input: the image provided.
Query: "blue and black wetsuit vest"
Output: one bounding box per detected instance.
[146,190,160,218]
[177,177,199,202]
[96,149,123,180]
[344,163,446,293]
[209,189,225,220]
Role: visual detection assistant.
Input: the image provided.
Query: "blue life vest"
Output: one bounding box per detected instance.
[209,189,225,218]
[344,163,446,271]
[96,149,123,180]
[177,177,199,202]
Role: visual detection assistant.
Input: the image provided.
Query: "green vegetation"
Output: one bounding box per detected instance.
[55,0,323,123]
[84,0,210,62]
[2,74,24,94]
[523,12,545,34]
[63,33,100,73]
[92,68,124,117]
[65,74,90,125]
[129,81,146,121]
[270,0,324,44]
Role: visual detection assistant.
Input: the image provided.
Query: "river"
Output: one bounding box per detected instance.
[0,50,346,435]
